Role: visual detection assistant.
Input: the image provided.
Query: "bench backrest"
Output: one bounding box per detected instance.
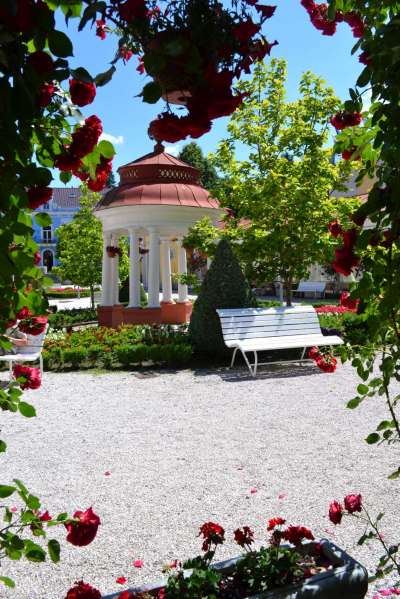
[216,306,322,343]
[297,281,326,293]
[17,324,49,355]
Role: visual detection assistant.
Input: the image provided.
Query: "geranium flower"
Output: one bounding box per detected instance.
[198,521,225,551]
[234,526,254,547]
[267,517,286,531]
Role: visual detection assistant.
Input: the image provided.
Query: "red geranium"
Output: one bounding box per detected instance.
[198,521,225,551]
[328,220,342,238]
[282,525,314,546]
[96,19,106,39]
[344,493,362,513]
[27,51,54,74]
[267,517,286,531]
[27,186,52,210]
[65,507,101,547]
[13,364,41,390]
[330,111,362,130]
[16,306,32,320]
[340,291,359,311]
[64,581,102,599]
[69,79,96,107]
[19,315,48,336]
[38,82,55,107]
[234,526,255,547]
[329,500,343,524]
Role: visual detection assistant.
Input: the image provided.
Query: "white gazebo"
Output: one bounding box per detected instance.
[94,143,223,327]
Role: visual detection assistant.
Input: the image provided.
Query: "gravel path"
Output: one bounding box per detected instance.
[1,363,399,598]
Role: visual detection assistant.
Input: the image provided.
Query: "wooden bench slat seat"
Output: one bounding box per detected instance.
[293,280,326,298]
[216,306,343,376]
[0,325,48,378]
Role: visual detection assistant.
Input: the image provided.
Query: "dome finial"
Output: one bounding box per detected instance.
[154,141,165,153]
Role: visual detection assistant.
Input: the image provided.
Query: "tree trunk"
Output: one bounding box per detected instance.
[285,277,293,307]
[90,285,95,310]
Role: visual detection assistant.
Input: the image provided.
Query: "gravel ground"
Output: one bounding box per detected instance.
[1,363,399,598]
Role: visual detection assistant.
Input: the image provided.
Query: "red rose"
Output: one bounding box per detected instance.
[55,154,83,173]
[307,347,320,360]
[344,494,362,513]
[19,315,48,336]
[34,252,41,265]
[118,0,148,22]
[359,51,372,66]
[69,115,103,158]
[282,525,314,546]
[332,246,360,276]
[343,228,357,249]
[328,220,343,238]
[38,82,55,107]
[96,19,106,39]
[13,364,41,390]
[69,79,96,107]
[330,111,362,130]
[344,11,365,37]
[27,51,54,74]
[64,580,102,599]
[255,5,276,19]
[315,355,337,373]
[28,186,52,210]
[198,521,225,551]
[233,18,260,42]
[65,507,101,547]
[340,291,359,311]
[119,47,134,63]
[16,306,32,320]
[148,113,187,143]
[267,517,286,531]
[342,146,360,161]
[234,526,254,547]
[329,500,343,524]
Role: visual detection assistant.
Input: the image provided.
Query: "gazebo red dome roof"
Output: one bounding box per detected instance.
[95,143,220,211]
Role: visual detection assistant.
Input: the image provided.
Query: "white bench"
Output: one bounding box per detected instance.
[293,281,326,298]
[216,306,343,376]
[0,325,48,378]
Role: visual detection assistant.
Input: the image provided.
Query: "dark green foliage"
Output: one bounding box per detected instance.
[189,239,256,356]
[48,308,97,329]
[178,142,218,190]
[119,279,148,305]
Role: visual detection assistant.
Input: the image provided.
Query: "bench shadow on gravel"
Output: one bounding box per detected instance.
[193,363,323,382]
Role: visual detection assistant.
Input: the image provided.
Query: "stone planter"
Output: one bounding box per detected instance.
[102,539,368,599]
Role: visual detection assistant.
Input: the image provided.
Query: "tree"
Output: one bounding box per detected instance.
[208,60,358,305]
[107,170,117,188]
[54,187,128,309]
[178,143,219,190]
[189,239,256,357]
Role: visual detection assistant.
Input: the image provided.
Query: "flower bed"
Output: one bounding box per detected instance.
[43,324,192,371]
[46,287,91,299]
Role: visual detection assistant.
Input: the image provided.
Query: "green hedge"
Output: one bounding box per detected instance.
[46,290,91,298]
[48,308,98,329]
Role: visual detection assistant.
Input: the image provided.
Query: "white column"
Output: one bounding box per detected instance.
[101,232,112,306]
[148,227,160,308]
[161,239,173,303]
[177,238,188,302]
[128,228,141,308]
[110,236,119,305]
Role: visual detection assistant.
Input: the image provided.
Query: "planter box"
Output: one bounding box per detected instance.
[102,539,368,599]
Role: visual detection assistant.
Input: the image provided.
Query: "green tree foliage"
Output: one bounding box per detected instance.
[54,187,128,309]
[197,60,358,305]
[178,142,219,190]
[189,239,256,357]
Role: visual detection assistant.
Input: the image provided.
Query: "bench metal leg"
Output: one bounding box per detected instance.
[240,349,256,377]
[300,347,306,360]
[230,347,239,369]
[253,351,258,376]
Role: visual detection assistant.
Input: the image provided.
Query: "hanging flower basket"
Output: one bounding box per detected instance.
[102,540,368,599]
[139,247,149,255]
[106,245,122,258]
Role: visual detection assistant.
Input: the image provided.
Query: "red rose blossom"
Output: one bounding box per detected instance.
[329,500,343,525]
[16,306,32,320]
[27,186,52,210]
[0,0,33,32]
[307,347,320,360]
[27,51,54,74]
[339,291,359,311]
[19,315,48,336]
[38,82,55,107]
[120,47,134,63]
[332,245,360,276]
[96,19,106,39]
[55,154,83,173]
[64,580,102,599]
[69,79,96,107]
[342,146,360,161]
[315,355,337,373]
[13,364,41,390]
[233,18,260,42]
[344,11,365,37]
[65,507,101,547]
[234,526,254,547]
[34,252,41,265]
[359,51,372,66]
[69,115,103,159]
[267,517,286,531]
[344,494,362,513]
[330,111,362,130]
[198,521,225,551]
[282,525,314,546]
[328,220,342,238]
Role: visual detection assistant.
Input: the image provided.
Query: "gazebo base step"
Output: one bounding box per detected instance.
[97,302,192,327]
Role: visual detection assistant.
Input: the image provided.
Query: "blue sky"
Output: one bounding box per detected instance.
[55,0,362,185]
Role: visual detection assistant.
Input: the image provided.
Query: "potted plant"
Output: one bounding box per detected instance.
[102,517,368,599]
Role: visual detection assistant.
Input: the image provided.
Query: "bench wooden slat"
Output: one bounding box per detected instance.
[217,306,316,317]
[223,328,322,340]
[220,315,320,328]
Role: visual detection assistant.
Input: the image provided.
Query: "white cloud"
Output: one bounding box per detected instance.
[99,133,124,145]
[164,144,181,156]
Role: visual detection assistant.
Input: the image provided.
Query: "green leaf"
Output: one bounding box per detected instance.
[34,213,52,227]
[0,439,7,452]
[94,66,116,87]
[141,81,162,104]
[26,494,40,510]
[377,420,393,431]
[48,539,61,563]
[365,432,380,444]
[48,30,73,57]
[70,67,93,83]
[25,546,46,562]
[357,383,368,395]
[347,396,362,409]
[388,468,400,480]
[0,576,15,588]
[0,485,16,498]
[356,67,370,88]
[97,140,115,159]
[18,402,36,418]
[60,171,72,184]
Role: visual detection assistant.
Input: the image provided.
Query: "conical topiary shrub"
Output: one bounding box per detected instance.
[189,239,256,357]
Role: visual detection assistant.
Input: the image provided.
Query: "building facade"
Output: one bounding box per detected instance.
[32,187,82,272]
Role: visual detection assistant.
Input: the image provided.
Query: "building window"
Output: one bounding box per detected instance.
[42,226,52,243]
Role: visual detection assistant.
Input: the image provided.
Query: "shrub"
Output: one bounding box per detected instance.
[48,308,97,330]
[119,279,148,306]
[189,239,256,357]
[62,348,89,368]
